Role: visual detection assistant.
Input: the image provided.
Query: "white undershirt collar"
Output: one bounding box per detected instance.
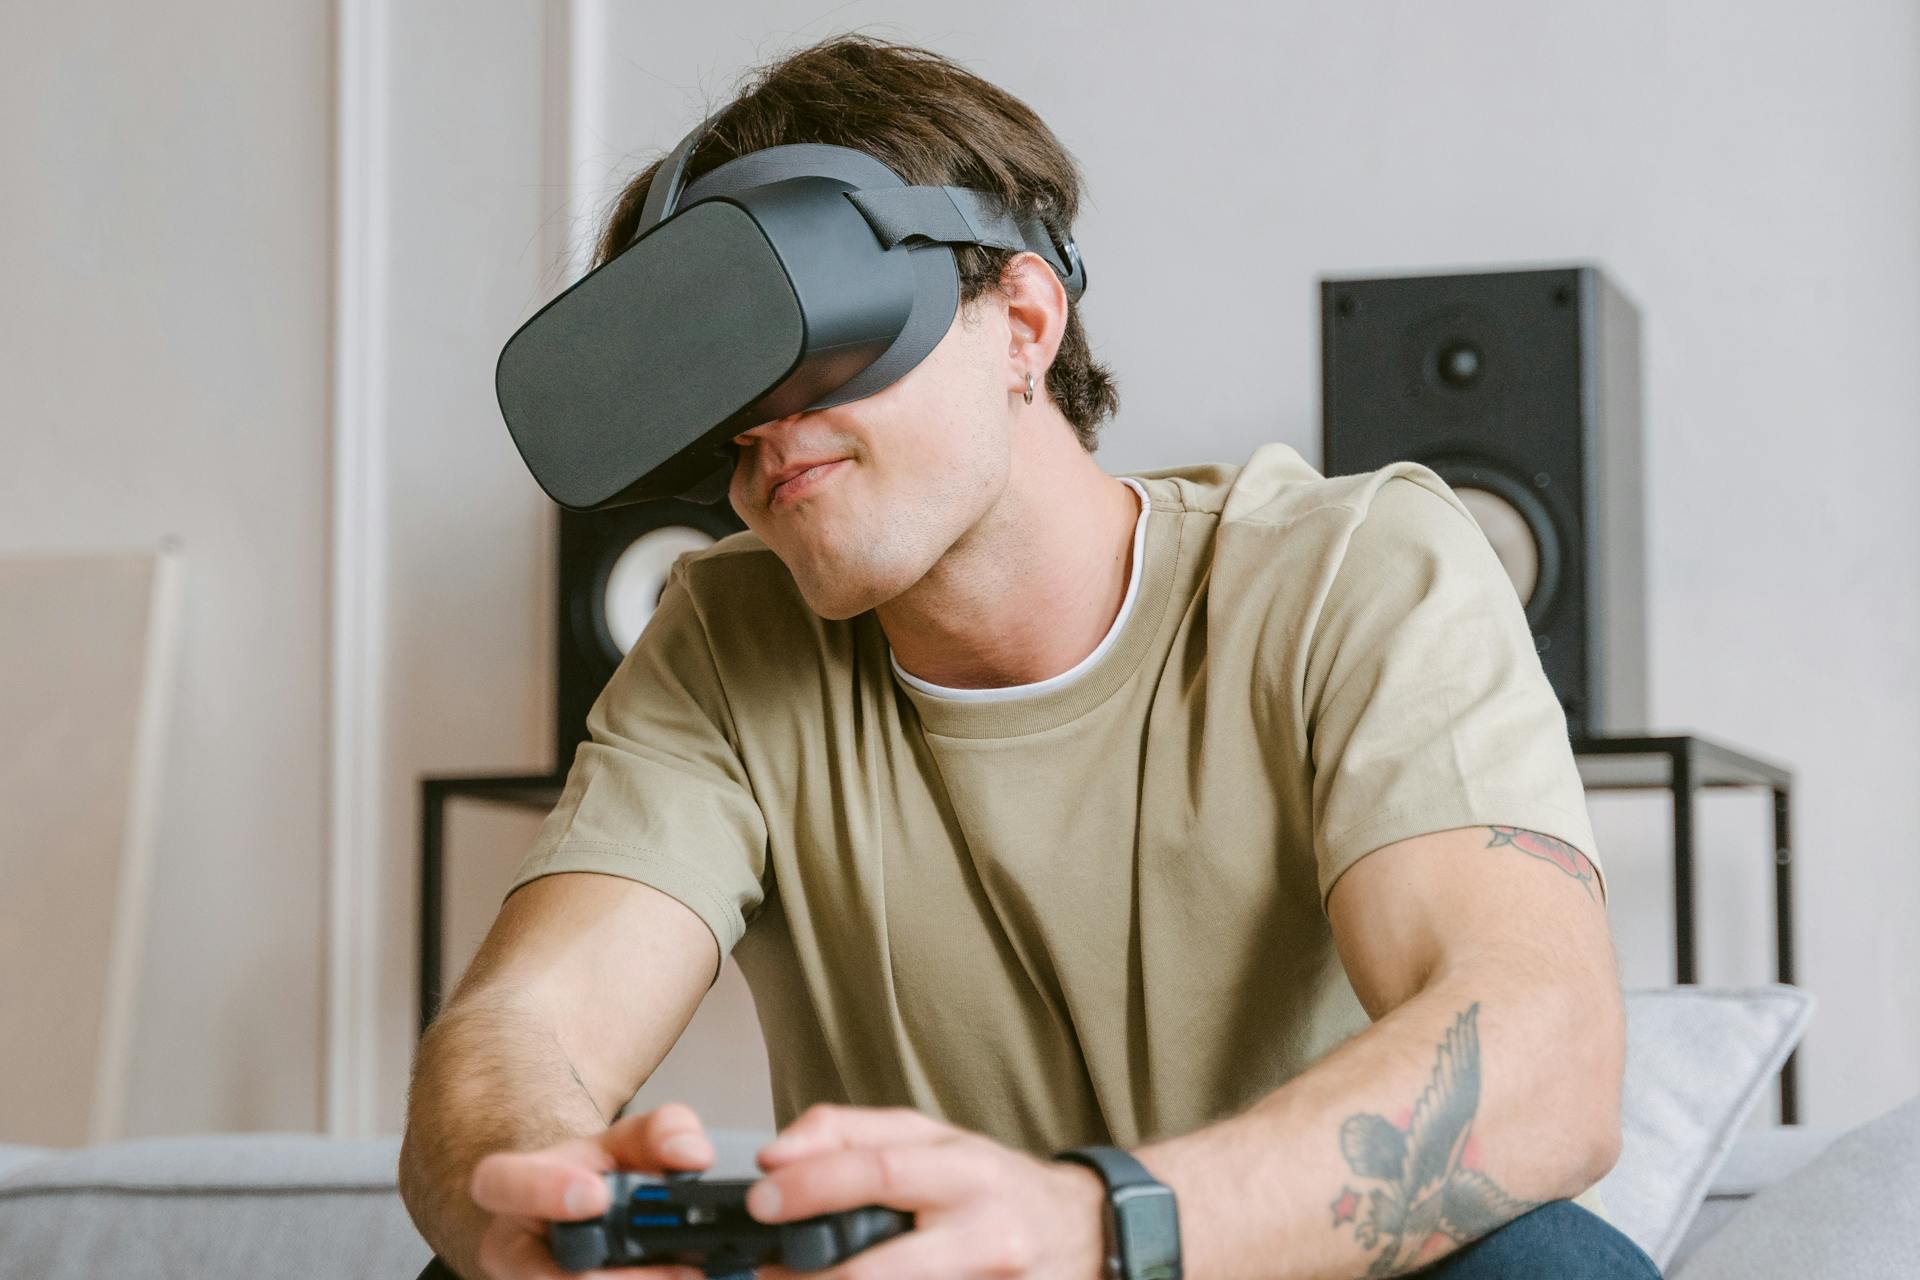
[889,476,1150,702]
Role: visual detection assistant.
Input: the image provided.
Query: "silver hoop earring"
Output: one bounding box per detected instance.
[1023,371,1036,406]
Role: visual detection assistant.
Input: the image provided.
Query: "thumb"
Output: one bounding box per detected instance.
[602,1100,715,1172]
[470,1141,614,1222]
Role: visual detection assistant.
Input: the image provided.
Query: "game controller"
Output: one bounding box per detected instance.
[548,1169,912,1276]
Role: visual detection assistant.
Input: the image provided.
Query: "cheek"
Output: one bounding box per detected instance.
[727,451,756,518]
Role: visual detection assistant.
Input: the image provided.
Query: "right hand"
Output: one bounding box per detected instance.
[467,1101,717,1280]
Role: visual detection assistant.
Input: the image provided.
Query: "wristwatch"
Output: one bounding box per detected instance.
[1052,1145,1182,1280]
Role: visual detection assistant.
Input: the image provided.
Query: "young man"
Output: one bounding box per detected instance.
[400,35,1655,1280]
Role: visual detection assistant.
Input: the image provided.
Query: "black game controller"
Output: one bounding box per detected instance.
[549,1169,912,1277]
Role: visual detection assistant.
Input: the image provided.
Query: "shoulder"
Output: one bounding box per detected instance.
[1143,442,1484,562]
[1226,443,1479,535]
[1334,471,1494,573]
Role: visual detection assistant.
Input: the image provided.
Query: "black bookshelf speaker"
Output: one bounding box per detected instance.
[1320,264,1647,739]
[555,497,745,765]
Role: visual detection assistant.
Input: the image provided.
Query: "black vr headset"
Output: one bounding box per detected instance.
[495,114,1088,511]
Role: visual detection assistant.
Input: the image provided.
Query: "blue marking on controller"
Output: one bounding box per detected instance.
[628,1186,673,1201]
[629,1213,682,1227]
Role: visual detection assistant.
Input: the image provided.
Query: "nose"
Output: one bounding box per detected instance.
[732,412,805,447]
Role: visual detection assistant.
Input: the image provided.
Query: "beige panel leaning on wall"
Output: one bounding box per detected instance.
[0,544,182,1146]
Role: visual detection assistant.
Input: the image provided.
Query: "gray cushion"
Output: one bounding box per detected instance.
[1592,985,1814,1271]
[0,1133,426,1280]
[1672,1092,1920,1279]
[0,1126,779,1280]
[697,1127,778,1174]
[0,1147,49,1183]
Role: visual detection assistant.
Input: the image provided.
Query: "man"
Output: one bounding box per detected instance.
[399,34,1656,1280]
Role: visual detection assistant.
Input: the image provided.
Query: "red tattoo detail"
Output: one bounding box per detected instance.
[1331,1188,1360,1226]
[1486,826,1598,900]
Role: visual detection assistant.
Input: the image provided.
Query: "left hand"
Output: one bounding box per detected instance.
[746,1103,1107,1280]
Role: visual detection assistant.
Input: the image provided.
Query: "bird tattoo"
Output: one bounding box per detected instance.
[1329,1003,1539,1276]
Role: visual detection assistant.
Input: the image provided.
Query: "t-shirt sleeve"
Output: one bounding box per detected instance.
[1302,474,1604,910]
[504,555,768,969]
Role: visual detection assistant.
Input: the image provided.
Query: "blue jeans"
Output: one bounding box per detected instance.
[1412,1200,1662,1278]
[414,1198,1661,1279]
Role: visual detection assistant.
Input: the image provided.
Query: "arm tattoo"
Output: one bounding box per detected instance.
[1485,825,1598,901]
[1329,1003,1540,1277]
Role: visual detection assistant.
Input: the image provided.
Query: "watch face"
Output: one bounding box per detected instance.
[1113,1184,1181,1280]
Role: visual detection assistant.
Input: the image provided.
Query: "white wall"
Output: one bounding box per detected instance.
[361,0,777,1137]
[6,1,1915,1140]
[496,0,1920,1133]
[0,2,334,1135]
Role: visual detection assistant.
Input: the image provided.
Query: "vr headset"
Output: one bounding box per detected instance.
[495,114,1088,511]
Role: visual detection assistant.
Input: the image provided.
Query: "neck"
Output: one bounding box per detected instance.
[877,411,1140,689]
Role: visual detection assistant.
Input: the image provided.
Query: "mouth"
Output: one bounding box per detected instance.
[768,458,850,509]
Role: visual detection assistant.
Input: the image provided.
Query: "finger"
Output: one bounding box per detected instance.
[581,1260,705,1280]
[749,1138,987,1222]
[472,1148,618,1221]
[605,1101,715,1171]
[756,1104,955,1169]
[481,1217,567,1278]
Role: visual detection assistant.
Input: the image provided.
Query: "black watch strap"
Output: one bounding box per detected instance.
[1053,1145,1182,1280]
[1054,1145,1158,1191]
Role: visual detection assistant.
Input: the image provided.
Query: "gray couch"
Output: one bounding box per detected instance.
[5,988,1907,1278]
[0,1122,1846,1279]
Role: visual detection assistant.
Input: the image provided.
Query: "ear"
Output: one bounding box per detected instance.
[999,251,1069,397]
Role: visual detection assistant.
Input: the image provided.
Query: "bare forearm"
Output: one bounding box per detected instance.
[397,990,610,1280]
[1135,964,1623,1280]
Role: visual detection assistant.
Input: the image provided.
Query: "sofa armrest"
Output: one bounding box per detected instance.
[1666,1124,1843,1274]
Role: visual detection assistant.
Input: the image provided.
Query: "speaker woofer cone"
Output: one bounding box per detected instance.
[1424,457,1562,631]
[561,497,745,687]
[599,526,720,659]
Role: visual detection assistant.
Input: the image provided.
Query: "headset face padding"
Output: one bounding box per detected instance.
[496,138,1084,512]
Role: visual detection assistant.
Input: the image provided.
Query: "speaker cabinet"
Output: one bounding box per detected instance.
[555,498,745,764]
[1320,264,1646,739]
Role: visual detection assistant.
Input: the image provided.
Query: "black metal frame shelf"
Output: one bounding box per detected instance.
[417,773,563,1036]
[417,732,1800,1119]
[1570,733,1798,1121]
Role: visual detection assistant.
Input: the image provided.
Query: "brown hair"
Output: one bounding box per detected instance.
[591,33,1120,451]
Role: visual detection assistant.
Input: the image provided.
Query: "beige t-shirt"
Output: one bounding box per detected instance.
[507,441,1608,1210]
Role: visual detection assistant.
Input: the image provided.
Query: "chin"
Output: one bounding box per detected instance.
[793,575,890,621]
[787,551,924,620]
